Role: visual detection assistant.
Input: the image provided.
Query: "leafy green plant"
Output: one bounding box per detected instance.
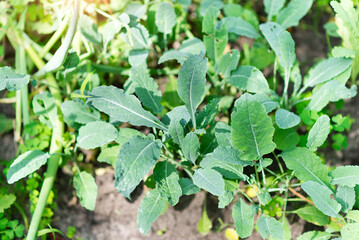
[2,0,359,239]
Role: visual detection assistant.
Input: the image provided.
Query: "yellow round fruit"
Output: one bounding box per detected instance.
[225,228,239,240]
[246,185,259,198]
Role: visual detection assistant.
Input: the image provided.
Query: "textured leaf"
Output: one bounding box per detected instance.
[273,126,300,151]
[155,2,176,34]
[257,215,284,240]
[200,155,247,180]
[232,199,256,238]
[163,106,190,145]
[74,171,98,210]
[120,23,152,49]
[179,178,201,195]
[137,188,167,234]
[77,121,118,149]
[217,50,240,78]
[196,98,220,129]
[193,168,225,196]
[307,115,330,151]
[276,0,313,29]
[115,128,145,145]
[259,22,295,71]
[279,148,330,188]
[294,206,329,226]
[336,185,355,213]
[275,109,300,129]
[61,100,100,126]
[331,166,359,187]
[224,17,259,38]
[158,38,206,64]
[0,66,30,91]
[301,181,341,218]
[308,80,357,111]
[177,54,208,129]
[89,86,168,131]
[131,66,163,114]
[125,2,146,19]
[115,136,162,198]
[218,191,234,208]
[181,132,200,165]
[231,93,276,160]
[79,15,102,45]
[215,122,232,147]
[153,161,182,206]
[7,150,50,184]
[341,223,359,240]
[129,49,149,67]
[253,92,280,113]
[304,57,353,87]
[203,7,228,62]
[97,145,121,166]
[0,194,16,213]
[102,21,123,50]
[264,0,285,21]
[297,231,332,240]
[32,92,57,128]
[229,66,270,93]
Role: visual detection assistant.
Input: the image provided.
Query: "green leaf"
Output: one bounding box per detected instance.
[131,66,163,114]
[218,191,234,208]
[297,231,332,240]
[279,148,330,188]
[196,98,220,129]
[215,121,232,147]
[102,21,123,50]
[264,0,285,21]
[179,178,201,195]
[193,168,225,196]
[257,215,284,240]
[336,185,355,213]
[273,126,300,151]
[330,166,359,187]
[125,2,146,20]
[115,128,146,145]
[224,17,259,39]
[304,57,353,88]
[155,2,176,34]
[97,145,121,166]
[115,136,162,198]
[253,92,280,113]
[159,38,206,64]
[308,80,357,111]
[275,109,300,129]
[129,49,149,67]
[301,181,341,218]
[73,171,98,211]
[229,66,270,93]
[276,0,313,29]
[77,121,118,149]
[7,150,50,184]
[32,92,57,128]
[177,53,208,129]
[79,15,102,45]
[153,161,182,206]
[202,7,228,62]
[198,201,212,235]
[120,23,152,49]
[89,86,168,131]
[163,106,190,145]
[0,194,16,213]
[294,206,329,226]
[259,22,295,71]
[217,50,240,78]
[0,66,30,91]
[0,114,14,135]
[232,199,256,238]
[61,100,100,126]
[307,115,330,151]
[341,223,359,240]
[331,0,359,36]
[137,188,167,234]
[231,93,276,160]
[181,132,199,165]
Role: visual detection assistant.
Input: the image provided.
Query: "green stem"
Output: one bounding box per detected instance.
[273,152,284,175]
[282,68,290,107]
